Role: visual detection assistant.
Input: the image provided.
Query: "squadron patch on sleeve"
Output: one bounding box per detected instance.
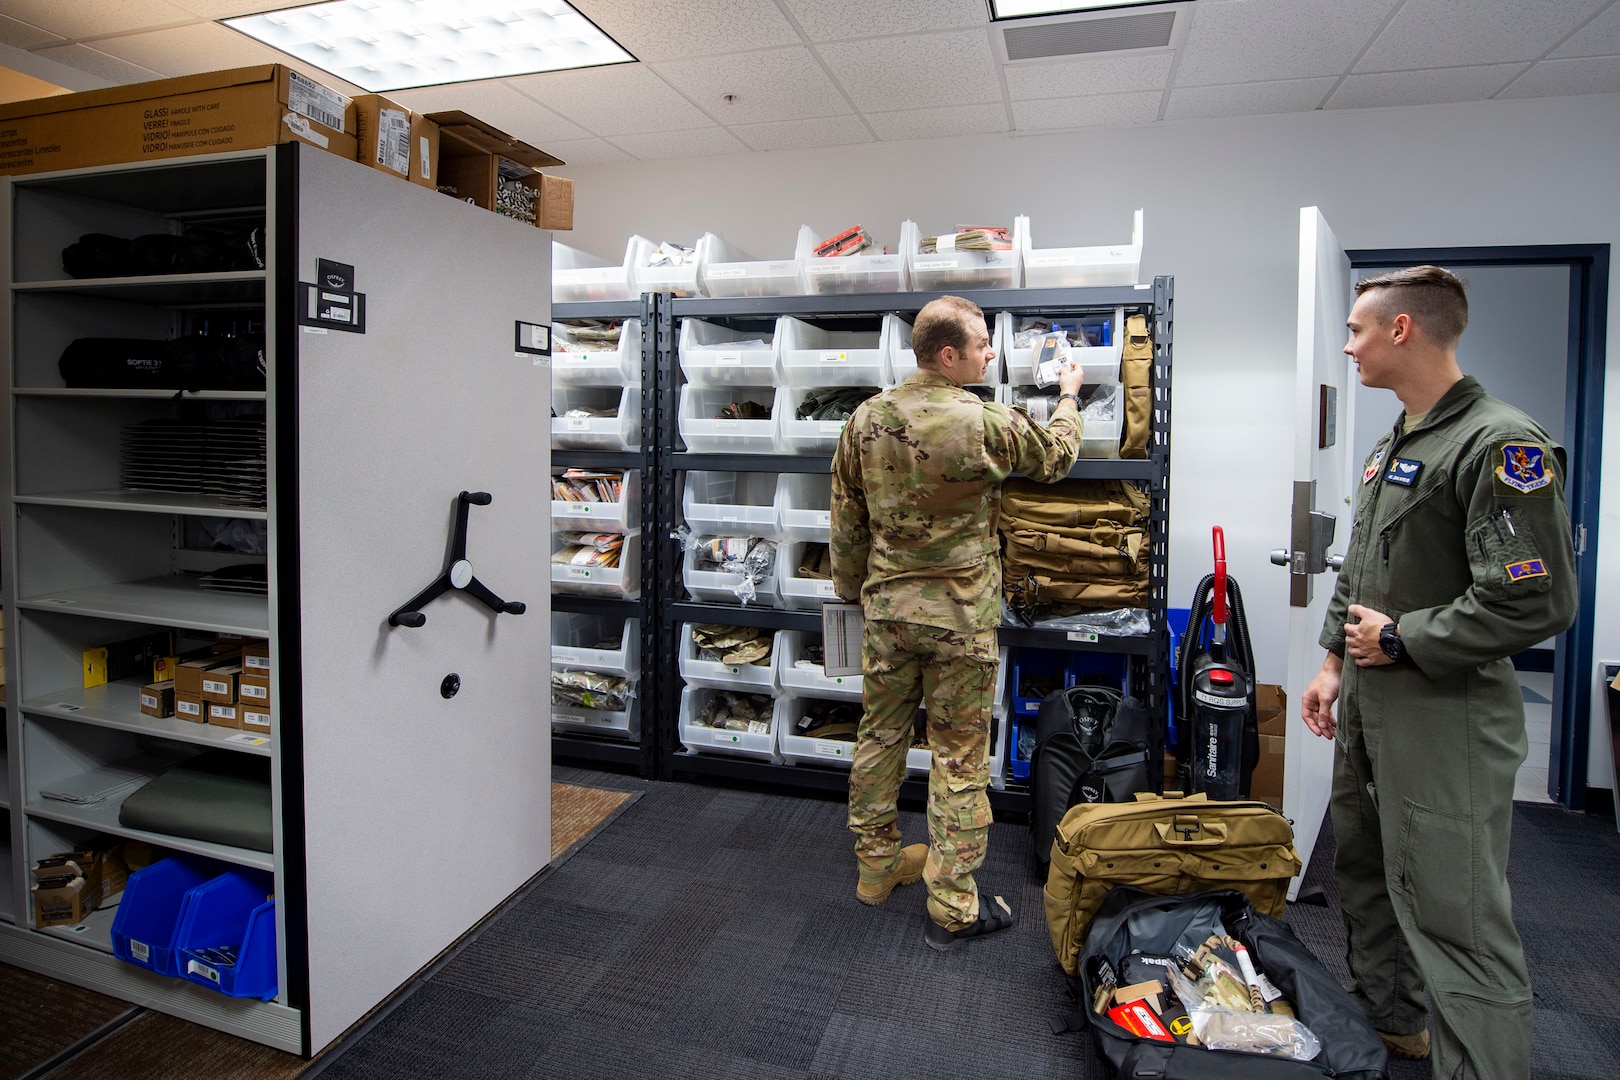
[1493,441,1553,497]
[1505,559,1549,582]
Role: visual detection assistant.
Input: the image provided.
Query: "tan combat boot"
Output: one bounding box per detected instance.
[1377,1029,1431,1060]
[856,843,927,905]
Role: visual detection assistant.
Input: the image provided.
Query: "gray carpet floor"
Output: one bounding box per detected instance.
[308,771,1620,1079]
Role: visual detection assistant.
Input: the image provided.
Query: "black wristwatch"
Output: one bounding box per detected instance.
[1378,622,1406,662]
[1057,392,1080,409]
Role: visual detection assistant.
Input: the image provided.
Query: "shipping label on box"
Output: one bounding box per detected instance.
[177,652,239,699]
[355,94,440,188]
[200,664,241,705]
[238,671,271,708]
[208,701,242,729]
[175,694,205,724]
[242,706,271,734]
[242,640,270,674]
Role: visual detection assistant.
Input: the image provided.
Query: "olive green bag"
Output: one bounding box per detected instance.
[1043,791,1301,976]
[1118,313,1153,459]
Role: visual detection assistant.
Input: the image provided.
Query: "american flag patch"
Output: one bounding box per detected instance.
[1506,559,1548,581]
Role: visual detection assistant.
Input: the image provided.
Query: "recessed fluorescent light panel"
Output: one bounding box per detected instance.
[990,0,1172,18]
[223,0,635,92]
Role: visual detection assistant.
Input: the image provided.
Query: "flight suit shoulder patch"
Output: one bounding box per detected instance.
[1491,440,1554,497]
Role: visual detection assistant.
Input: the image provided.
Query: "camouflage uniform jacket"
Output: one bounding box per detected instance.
[830,371,1082,632]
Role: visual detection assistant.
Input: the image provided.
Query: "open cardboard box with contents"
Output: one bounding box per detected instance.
[428,110,572,230]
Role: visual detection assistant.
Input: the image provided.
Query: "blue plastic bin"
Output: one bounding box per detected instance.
[1008,651,1129,781]
[111,856,220,977]
[173,869,278,1000]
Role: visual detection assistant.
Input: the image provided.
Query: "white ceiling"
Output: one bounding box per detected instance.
[1,0,1617,166]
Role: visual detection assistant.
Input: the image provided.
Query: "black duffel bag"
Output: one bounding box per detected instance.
[63,226,264,279]
[1030,684,1157,875]
[61,233,135,278]
[1072,887,1387,1080]
[59,335,265,391]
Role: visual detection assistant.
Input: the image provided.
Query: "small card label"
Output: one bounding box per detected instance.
[53,702,83,712]
[716,352,742,365]
[563,503,593,514]
[228,733,269,745]
[140,693,158,709]
[566,567,593,579]
[715,730,743,744]
[805,261,844,274]
[244,656,270,670]
[241,684,268,701]
[1067,630,1100,643]
[816,581,837,596]
[819,421,845,434]
[820,351,848,363]
[708,267,746,278]
[913,259,957,270]
[814,511,831,526]
[567,418,590,430]
[1028,253,1078,267]
[713,420,738,429]
[202,678,229,695]
[187,959,221,985]
[131,940,150,962]
[814,741,847,757]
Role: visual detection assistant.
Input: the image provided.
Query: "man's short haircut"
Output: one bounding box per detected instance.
[912,295,985,368]
[1354,265,1470,347]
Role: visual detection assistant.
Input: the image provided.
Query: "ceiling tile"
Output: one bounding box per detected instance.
[1356,0,1609,73]
[653,47,852,124]
[1551,3,1620,59]
[393,81,589,143]
[170,2,314,16]
[867,102,1010,141]
[818,29,1001,112]
[1499,55,1620,99]
[1165,77,1337,121]
[1011,90,1162,131]
[32,44,165,86]
[1327,64,1528,110]
[1176,0,1399,86]
[86,22,287,77]
[570,0,800,62]
[511,64,715,136]
[610,125,747,161]
[779,0,987,42]
[541,138,635,167]
[731,114,872,152]
[1005,52,1173,100]
[0,0,196,40]
[0,12,66,49]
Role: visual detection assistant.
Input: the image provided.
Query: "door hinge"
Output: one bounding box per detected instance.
[1574,523,1587,556]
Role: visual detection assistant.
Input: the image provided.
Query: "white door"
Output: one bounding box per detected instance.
[1279,208,1354,897]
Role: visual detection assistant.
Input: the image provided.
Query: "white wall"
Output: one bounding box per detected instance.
[553,92,1620,789]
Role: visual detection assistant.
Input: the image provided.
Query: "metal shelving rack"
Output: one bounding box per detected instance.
[648,279,1175,815]
[550,295,662,778]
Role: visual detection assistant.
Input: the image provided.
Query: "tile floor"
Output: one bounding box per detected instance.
[1514,670,1555,804]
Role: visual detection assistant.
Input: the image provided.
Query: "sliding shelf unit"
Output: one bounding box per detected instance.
[0,144,553,1055]
[549,296,660,778]
[651,281,1174,814]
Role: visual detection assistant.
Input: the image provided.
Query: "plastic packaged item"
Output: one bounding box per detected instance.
[1165,965,1322,1061]
[1032,331,1074,388]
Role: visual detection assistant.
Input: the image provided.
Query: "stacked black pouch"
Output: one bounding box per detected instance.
[62,226,264,279]
[59,336,265,392]
[1030,685,1158,875]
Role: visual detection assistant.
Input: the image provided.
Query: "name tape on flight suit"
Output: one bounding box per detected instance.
[1384,457,1423,487]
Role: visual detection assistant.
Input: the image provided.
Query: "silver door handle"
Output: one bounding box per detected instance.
[1327,553,1345,571]
[1270,548,1291,567]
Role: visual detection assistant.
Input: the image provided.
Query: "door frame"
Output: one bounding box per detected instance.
[1345,244,1610,810]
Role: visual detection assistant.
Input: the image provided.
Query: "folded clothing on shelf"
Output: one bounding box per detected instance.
[119,751,273,853]
[691,624,773,666]
[552,669,632,711]
[695,690,772,733]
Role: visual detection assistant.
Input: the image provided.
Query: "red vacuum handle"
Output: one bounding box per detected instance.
[1212,526,1228,628]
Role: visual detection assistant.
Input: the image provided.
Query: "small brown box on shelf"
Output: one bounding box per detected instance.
[355,93,440,188]
[175,652,240,699]
[199,663,242,706]
[208,701,242,730]
[242,706,271,735]
[238,671,271,709]
[1255,683,1287,737]
[174,694,206,724]
[139,681,175,718]
[242,640,270,676]
[427,109,570,229]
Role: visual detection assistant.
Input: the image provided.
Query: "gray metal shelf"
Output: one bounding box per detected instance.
[553,300,645,321]
[12,270,267,306]
[15,489,267,519]
[8,150,267,215]
[668,602,822,633]
[13,388,267,402]
[669,285,1157,320]
[23,682,273,757]
[24,792,274,872]
[16,577,269,636]
[668,451,1156,481]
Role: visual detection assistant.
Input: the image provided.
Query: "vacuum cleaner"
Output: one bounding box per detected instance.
[1178,526,1259,799]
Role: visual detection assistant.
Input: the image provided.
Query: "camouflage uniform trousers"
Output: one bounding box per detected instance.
[849,617,998,930]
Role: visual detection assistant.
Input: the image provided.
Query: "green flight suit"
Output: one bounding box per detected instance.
[832,371,1080,929]
[1320,376,1578,1080]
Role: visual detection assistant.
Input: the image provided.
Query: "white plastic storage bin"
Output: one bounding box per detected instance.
[551,612,639,678]
[699,234,802,298]
[678,317,779,388]
[682,471,780,538]
[1019,210,1143,289]
[635,233,720,297]
[677,385,778,454]
[774,629,862,701]
[553,237,648,303]
[777,315,890,388]
[679,684,781,762]
[551,697,639,740]
[776,539,841,611]
[997,309,1123,389]
[551,467,639,533]
[888,313,1001,387]
[678,623,778,691]
[1077,384,1122,459]
[682,539,779,606]
[551,528,640,599]
[904,648,1011,788]
[777,695,861,768]
[796,222,918,295]
[551,319,643,388]
[774,386,877,455]
[774,473,832,543]
[552,386,639,451]
[906,219,1024,292]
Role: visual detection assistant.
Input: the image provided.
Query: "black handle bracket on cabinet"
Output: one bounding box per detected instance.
[388,491,526,628]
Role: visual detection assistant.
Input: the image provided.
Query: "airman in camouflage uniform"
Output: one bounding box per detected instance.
[831,295,1084,946]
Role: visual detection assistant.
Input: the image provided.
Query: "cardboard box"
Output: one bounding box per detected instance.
[1250,733,1286,808]
[83,631,172,688]
[242,640,270,675]
[139,680,175,719]
[1256,683,1286,737]
[175,694,206,724]
[428,110,570,229]
[238,671,271,709]
[31,847,129,926]
[32,874,97,927]
[175,652,240,699]
[207,701,242,729]
[200,664,242,706]
[0,65,357,177]
[242,706,271,735]
[355,93,439,188]
[534,173,573,231]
